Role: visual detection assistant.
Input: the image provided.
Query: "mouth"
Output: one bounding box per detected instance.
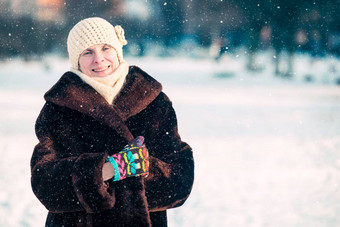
[92,65,110,72]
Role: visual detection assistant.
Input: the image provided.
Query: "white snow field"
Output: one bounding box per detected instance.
[1,52,340,226]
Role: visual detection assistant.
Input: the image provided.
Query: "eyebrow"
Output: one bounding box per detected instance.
[81,47,94,53]
[85,44,111,51]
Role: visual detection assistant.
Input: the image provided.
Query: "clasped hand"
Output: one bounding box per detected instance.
[103,136,149,182]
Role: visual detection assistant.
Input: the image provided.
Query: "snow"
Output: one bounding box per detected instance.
[1,52,340,226]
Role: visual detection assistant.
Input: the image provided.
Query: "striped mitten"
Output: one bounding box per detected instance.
[107,136,149,182]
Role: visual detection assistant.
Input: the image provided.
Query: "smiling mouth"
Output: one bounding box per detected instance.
[92,65,110,72]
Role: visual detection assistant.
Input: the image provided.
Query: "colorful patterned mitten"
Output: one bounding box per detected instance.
[107,136,149,181]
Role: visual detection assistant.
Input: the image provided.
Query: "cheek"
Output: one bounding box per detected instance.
[113,57,120,68]
[113,57,119,66]
[79,58,90,71]
[108,50,120,65]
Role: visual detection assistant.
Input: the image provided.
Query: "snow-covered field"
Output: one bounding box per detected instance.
[1,52,340,226]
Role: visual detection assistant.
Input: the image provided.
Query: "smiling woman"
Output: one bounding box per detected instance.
[30,17,194,227]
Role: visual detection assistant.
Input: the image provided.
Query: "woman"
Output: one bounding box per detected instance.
[31,17,194,227]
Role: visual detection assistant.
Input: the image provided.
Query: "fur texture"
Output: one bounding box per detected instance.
[31,66,194,227]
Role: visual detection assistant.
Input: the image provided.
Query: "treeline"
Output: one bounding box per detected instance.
[0,0,339,59]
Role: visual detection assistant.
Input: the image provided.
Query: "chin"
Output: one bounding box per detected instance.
[96,73,110,77]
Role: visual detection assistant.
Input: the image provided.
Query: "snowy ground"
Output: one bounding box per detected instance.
[1,52,340,226]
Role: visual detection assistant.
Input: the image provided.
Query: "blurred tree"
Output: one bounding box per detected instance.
[155,0,185,47]
[269,0,300,77]
[236,0,271,71]
[64,0,112,27]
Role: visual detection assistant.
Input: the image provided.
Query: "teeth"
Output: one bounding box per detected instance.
[92,66,110,72]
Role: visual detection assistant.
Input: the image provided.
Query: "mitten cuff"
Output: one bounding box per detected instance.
[107,156,120,181]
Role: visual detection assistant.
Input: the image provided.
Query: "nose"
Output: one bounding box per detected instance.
[93,51,104,63]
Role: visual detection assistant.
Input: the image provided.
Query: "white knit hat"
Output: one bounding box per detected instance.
[67,17,127,70]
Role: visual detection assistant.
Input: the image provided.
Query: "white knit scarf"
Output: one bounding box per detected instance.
[71,61,129,104]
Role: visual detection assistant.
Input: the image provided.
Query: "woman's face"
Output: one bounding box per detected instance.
[78,44,119,77]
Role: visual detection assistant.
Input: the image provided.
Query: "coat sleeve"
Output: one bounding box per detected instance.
[30,103,115,213]
[142,93,194,212]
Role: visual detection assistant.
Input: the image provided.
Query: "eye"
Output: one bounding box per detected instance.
[82,50,92,56]
[103,46,111,51]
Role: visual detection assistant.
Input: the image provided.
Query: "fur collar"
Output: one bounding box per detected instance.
[44,66,162,141]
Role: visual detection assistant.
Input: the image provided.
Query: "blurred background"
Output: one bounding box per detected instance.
[1,1,340,227]
[0,0,340,77]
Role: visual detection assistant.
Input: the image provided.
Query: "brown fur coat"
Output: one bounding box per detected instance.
[31,66,194,227]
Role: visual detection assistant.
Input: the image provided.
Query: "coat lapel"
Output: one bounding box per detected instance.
[44,66,162,142]
[113,66,163,121]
